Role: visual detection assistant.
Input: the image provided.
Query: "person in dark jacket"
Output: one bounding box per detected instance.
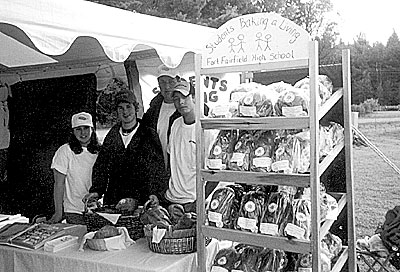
[83,90,169,206]
[142,64,181,169]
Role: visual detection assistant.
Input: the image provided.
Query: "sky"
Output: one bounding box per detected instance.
[330,0,400,44]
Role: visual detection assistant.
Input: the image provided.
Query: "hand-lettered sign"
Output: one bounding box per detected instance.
[202,13,311,68]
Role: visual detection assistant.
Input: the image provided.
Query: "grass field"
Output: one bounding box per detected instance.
[354,112,400,237]
[354,112,400,271]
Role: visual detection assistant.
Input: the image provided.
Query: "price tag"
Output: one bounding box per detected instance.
[237,217,257,232]
[259,223,279,235]
[239,105,256,117]
[284,223,306,239]
[282,105,304,117]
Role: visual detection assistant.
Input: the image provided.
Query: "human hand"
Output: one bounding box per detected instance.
[82,192,99,204]
[82,192,100,212]
[47,213,63,224]
[116,198,138,212]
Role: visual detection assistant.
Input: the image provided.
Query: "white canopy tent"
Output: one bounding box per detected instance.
[0,0,216,91]
[0,0,222,218]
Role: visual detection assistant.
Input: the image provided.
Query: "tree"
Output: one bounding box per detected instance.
[252,0,334,37]
[318,21,341,65]
[88,0,335,32]
[385,30,400,67]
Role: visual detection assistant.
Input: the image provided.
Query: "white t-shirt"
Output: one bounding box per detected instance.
[119,123,140,148]
[165,117,217,204]
[51,144,98,214]
[165,117,196,203]
[157,102,176,167]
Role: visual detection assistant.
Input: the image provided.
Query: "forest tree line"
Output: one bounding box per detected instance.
[89,0,400,107]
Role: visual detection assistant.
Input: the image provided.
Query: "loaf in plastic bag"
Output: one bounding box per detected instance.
[207,130,237,170]
[274,87,309,117]
[227,130,253,171]
[236,190,266,233]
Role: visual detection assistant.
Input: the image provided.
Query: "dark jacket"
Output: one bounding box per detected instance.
[90,120,169,205]
[141,93,169,130]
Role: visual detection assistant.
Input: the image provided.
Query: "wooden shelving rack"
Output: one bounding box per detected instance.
[194,13,356,272]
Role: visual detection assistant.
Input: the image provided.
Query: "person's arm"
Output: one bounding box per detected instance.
[48,169,66,223]
[145,130,170,201]
[88,129,114,198]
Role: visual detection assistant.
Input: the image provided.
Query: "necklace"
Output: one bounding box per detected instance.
[121,122,138,136]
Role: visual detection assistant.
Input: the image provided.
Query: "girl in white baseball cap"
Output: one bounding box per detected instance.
[48,111,100,224]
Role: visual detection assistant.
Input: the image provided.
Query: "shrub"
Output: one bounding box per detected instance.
[352,98,379,117]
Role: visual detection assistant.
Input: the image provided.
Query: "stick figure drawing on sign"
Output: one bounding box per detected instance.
[255,32,272,51]
[228,38,236,53]
[236,34,245,53]
[263,34,272,51]
[256,32,264,50]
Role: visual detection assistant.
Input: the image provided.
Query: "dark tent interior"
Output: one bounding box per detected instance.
[0,73,97,220]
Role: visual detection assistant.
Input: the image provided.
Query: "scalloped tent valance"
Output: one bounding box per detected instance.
[0,0,216,73]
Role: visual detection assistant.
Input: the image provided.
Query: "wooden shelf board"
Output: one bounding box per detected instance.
[200,116,309,130]
[320,193,346,237]
[319,141,344,176]
[318,89,343,120]
[201,225,311,254]
[201,169,310,187]
[331,246,348,272]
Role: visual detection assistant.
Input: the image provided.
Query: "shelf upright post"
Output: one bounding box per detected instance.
[195,53,206,272]
[309,40,322,271]
[342,48,357,272]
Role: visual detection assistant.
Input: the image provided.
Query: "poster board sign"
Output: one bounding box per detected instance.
[202,13,311,68]
[137,53,239,111]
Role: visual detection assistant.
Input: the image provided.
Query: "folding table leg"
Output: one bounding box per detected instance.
[357,252,392,272]
[358,253,378,272]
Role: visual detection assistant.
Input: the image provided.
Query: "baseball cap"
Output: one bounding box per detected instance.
[157,64,179,78]
[173,81,192,97]
[71,112,93,128]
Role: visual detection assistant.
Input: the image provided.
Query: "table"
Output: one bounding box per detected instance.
[0,238,219,272]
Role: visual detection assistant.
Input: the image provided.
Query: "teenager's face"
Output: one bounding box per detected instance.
[117,102,137,125]
[73,126,92,147]
[158,76,177,103]
[173,92,195,116]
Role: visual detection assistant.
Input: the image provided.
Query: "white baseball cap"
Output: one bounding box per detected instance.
[173,81,192,96]
[71,112,93,128]
[157,64,180,78]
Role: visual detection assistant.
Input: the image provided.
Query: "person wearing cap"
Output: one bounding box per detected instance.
[141,64,181,170]
[83,90,169,207]
[164,81,217,212]
[48,112,100,224]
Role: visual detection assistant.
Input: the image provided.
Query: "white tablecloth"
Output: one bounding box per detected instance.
[0,238,219,272]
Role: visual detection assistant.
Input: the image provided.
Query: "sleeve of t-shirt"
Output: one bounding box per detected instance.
[51,144,70,175]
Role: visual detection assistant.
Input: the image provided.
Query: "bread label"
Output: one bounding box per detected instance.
[282,105,303,117]
[260,223,279,235]
[253,157,271,168]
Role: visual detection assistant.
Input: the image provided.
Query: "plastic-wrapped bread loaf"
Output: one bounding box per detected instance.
[274,87,310,117]
[227,130,254,171]
[207,130,237,170]
[238,83,278,117]
[294,75,333,105]
[250,130,276,172]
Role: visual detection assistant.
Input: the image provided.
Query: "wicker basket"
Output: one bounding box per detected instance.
[86,233,124,251]
[144,224,210,254]
[84,211,144,241]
